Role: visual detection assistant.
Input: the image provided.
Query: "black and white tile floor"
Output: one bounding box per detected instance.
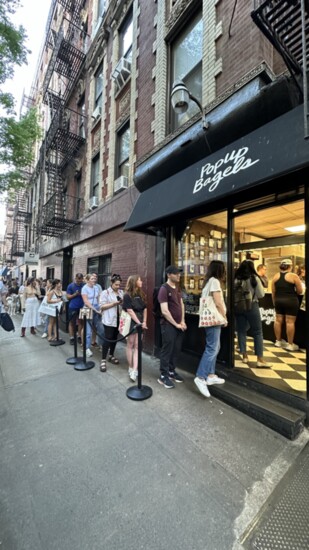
[234,337,306,395]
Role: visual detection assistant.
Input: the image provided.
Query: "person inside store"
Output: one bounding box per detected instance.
[46,279,64,341]
[66,273,85,345]
[297,264,306,311]
[157,265,186,389]
[194,260,227,398]
[122,275,147,383]
[99,274,123,372]
[20,277,41,337]
[257,264,268,288]
[81,273,104,358]
[272,259,303,351]
[234,260,270,367]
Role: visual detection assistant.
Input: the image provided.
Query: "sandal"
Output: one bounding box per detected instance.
[108,356,119,365]
[100,360,107,372]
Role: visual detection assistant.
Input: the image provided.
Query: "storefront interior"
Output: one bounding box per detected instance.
[174,198,307,400]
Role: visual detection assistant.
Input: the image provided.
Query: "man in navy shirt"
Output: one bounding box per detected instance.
[67,273,84,344]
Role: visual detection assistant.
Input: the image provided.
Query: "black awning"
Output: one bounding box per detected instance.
[125,104,308,233]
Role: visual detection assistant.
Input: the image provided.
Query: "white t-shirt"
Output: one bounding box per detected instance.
[82,285,100,308]
[203,277,226,314]
[100,287,124,327]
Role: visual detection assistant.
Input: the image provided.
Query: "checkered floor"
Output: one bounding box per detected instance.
[234,338,307,396]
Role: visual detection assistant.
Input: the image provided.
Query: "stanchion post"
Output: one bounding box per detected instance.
[66,311,84,365]
[126,324,152,401]
[50,308,65,346]
[73,314,95,371]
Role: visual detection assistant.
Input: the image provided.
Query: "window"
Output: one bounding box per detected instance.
[46,267,55,280]
[120,13,133,61]
[171,12,203,130]
[87,254,112,289]
[97,0,106,19]
[91,155,100,199]
[94,64,103,110]
[116,123,130,179]
[78,96,86,138]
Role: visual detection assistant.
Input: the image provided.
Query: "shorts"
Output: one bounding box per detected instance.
[274,296,299,317]
[68,308,81,322]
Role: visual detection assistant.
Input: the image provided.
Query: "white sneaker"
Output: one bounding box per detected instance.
[41,332,48,339]
[128,367,133,376]
[86,348,93,358]
[285,343,299,352]
[206,375,225,385]
[194,377,210,397]
[275,340,287,348]
[130,370,137,382]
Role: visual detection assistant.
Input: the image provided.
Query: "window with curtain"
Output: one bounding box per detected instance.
[171,12,203,131]
[91,155,100,199]
[116,123,130,179]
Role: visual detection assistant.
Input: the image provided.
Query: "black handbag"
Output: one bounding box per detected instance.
[0,312,15,332]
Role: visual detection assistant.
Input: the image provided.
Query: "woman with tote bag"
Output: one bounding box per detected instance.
[194,260,227,398]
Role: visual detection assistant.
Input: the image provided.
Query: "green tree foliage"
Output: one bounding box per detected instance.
[0,0,41,192]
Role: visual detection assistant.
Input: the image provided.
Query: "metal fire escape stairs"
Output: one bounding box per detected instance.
[36,0,86,239]
[251,0,309,138]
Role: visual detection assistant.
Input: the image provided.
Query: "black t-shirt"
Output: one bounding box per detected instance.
[123,293,146,324]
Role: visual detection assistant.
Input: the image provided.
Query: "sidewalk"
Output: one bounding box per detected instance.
[1,315,308,550]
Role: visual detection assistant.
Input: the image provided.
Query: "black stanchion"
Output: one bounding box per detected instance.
[50,308,65,346]
[66,311,84,366]
[126,324,152,401]
[74,315,95,371]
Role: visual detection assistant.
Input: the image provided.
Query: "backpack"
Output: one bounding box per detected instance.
[234,278,252,314]
[152,283,168,318]
[0,312,15,332]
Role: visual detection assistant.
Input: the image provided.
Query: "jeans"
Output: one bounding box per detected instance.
[85,312,105,350]
[235,301,263,357]
[160,323,184,376]
[196,326,221,379]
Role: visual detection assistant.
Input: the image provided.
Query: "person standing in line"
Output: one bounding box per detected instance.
[194,261,227,398]
[46,279,63,341]
[66,273,84,344]
[81,273,103,358]
[91,272,102,348]
[20,277,41,337]
[272,259,303,351]
[257,264,268,288]
[157,265,187,389]
[41,278,52,338]
[99,274,123,372]
[122,275,147,382]
[234,260,269,367]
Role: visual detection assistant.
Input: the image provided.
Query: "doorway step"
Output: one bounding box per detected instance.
[212,367,307,440]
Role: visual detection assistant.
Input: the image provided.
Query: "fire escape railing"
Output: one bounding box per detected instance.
[252,0,309,137]
[35,0,86,239]
[11,193,32,258]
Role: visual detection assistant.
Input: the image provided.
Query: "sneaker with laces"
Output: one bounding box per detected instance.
[168,371,184,383]
[86,348,93,358]
[285,343,299,352]
[70,337,74,345]
[194,377,210,397]
[275,339,287,348]
[157,374,175,389]
[206,375,225,385]
[41,332,48,339]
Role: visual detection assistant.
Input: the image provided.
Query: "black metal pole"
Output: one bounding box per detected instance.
[66,311,83,365]
[50,307,65,346]
[73,314,95,371]
[126,324,152,401]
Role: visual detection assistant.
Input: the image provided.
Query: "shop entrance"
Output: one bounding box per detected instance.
[233,199,306,399]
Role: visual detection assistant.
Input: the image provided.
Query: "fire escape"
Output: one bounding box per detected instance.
[252,0,309,137]
[11,190,32,259]
[36,0,86,238]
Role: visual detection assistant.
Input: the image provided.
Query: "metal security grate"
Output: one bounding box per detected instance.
[243,443,309,549]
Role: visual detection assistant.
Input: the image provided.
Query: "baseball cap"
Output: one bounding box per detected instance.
[280,259,293,265]
[165,265,183,275]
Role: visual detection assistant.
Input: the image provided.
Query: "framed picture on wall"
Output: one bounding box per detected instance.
[209,238,214,248]
[189,233,196,244]
[198,278,204,289]
[189,264,195,274]
[199,265,205,275]
[189,278,195,289]
[199,235,206,246]
[199,250,205,261]
[190,248,195,259]
[217,240,222,249]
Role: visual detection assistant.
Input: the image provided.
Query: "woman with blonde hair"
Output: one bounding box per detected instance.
[122,275,147,382]
[46,279,63,341]
[20,277,41,337]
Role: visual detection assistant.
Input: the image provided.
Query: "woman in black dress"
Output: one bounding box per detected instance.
[122,275,147,382]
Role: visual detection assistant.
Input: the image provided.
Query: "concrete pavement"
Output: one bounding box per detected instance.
[1,315,308,550]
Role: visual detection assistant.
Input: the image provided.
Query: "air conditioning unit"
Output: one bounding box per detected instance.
[111,57,132,90]
[114,175,128,194]
[91,105,101,121]
[89,196,99,210]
